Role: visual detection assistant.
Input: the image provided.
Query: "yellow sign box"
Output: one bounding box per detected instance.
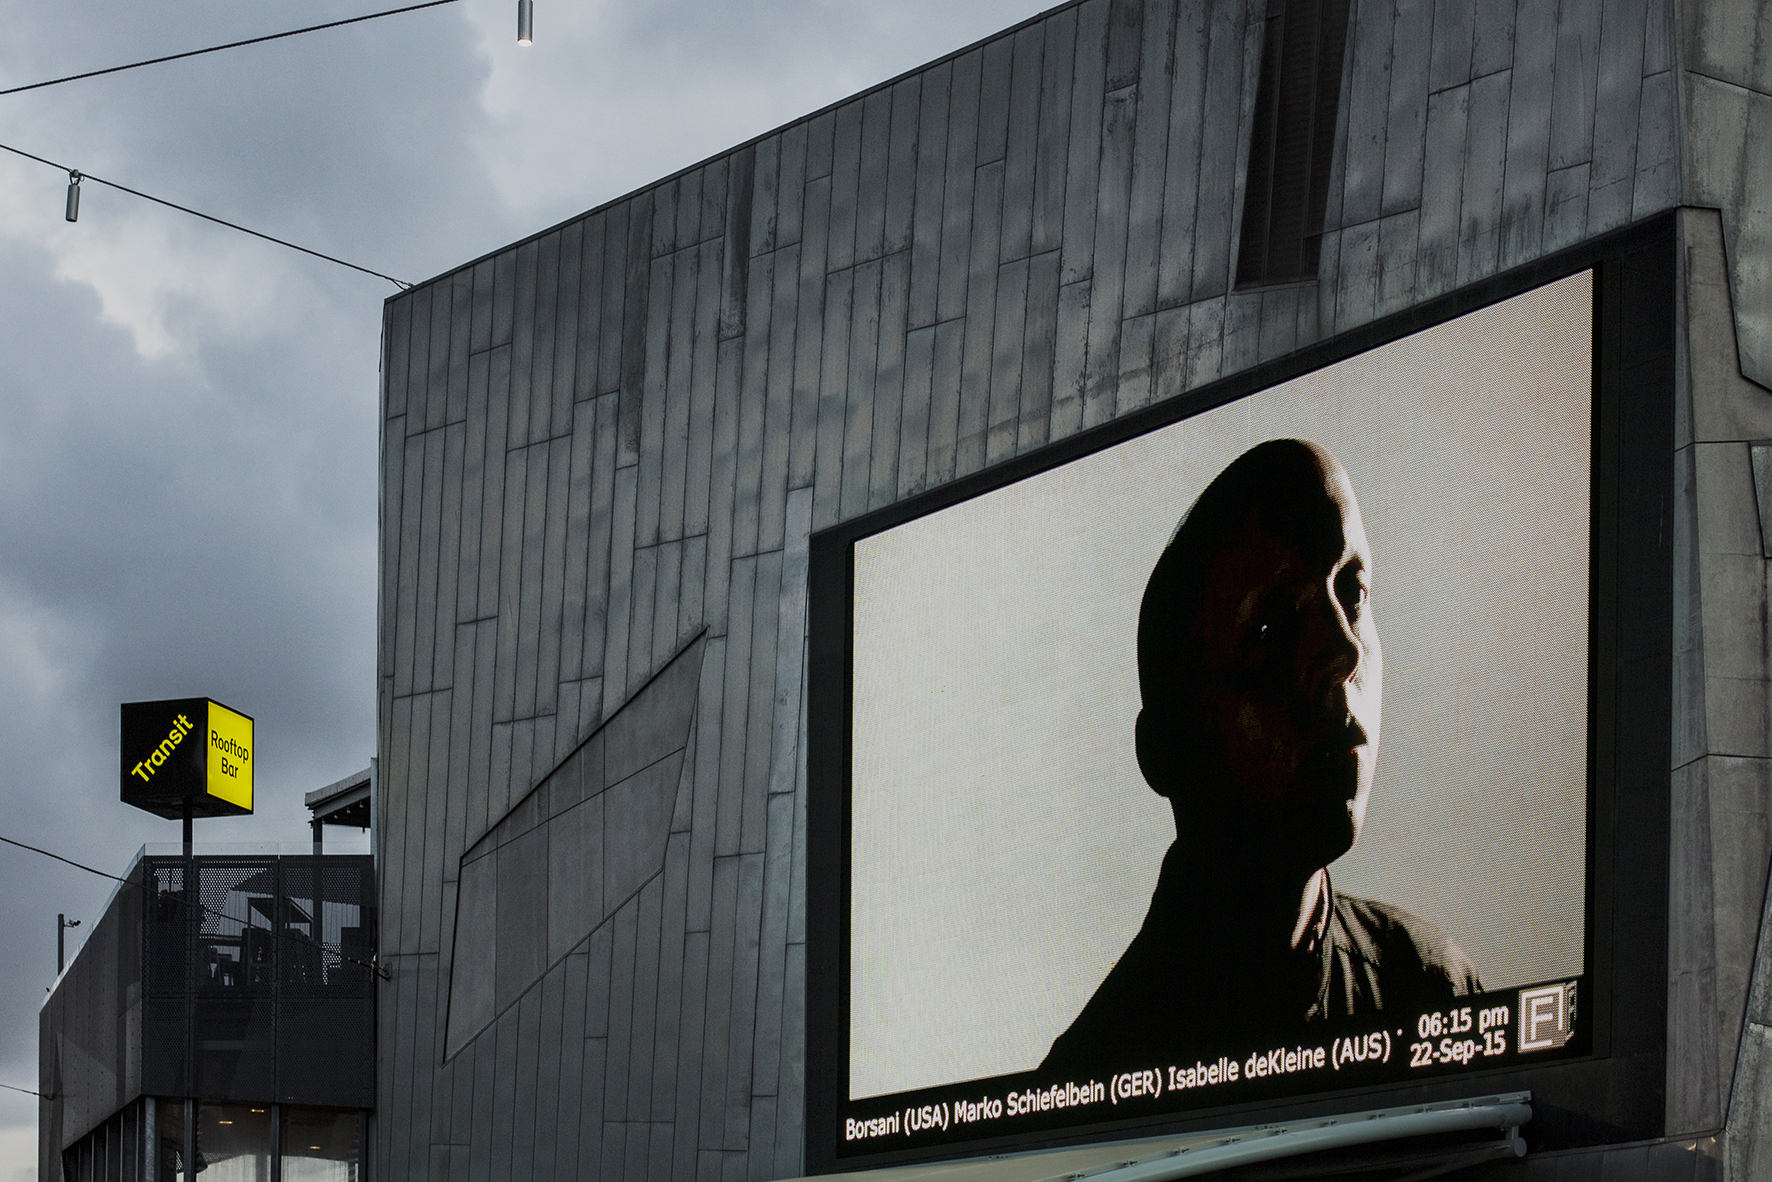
[120,697,255,818]
[204,700,254,811]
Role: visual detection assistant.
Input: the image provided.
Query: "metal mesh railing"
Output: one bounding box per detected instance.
[135,855,376,1106]
[142,857,375,995]
[194,863,277,991]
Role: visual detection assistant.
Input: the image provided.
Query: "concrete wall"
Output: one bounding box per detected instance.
[374,0,1772,1177]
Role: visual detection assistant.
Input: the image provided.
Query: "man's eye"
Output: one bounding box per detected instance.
[1247,607,1291,651]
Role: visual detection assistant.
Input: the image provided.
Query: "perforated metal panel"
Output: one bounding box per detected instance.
[139,1000,189,1099]
[43,852,376,1178]
[193,863,277,994]
[275,859,377,1107]
[277,999,375,1107]
[277,862,376,990]
[144,866,187,996]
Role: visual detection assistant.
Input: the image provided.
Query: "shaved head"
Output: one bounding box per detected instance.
[1135,439,1383,873]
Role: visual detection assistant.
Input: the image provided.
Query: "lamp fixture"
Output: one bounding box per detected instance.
[516,0,532,44]
[64,171,80,222]
[57,914,82,973]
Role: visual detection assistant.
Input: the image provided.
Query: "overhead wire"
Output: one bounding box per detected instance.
[0,0,456,287]
[0,0,462,97]
[0,139,412,289]
[0,2,427,980]
[0,832,390,981]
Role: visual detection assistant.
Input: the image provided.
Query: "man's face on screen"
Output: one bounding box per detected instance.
[1185,462,1383,869]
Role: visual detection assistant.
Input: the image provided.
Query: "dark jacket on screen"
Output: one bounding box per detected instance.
[1041,842,1482,1077]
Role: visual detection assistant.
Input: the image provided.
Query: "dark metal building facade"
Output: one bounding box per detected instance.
[40,853,376,1182]
[374,0,1772,1177]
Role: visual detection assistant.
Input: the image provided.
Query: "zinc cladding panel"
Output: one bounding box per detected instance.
[376,0,1682,1177]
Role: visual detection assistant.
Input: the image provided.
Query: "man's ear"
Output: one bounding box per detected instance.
[1135,707,1177,799]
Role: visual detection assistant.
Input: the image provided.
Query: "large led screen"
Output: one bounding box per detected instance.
[835,271,1595,1154]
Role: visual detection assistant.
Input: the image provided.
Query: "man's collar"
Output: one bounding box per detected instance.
[1298,867,1334,954]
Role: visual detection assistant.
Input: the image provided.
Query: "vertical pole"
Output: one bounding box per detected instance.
[269,1103,281,1182]
[182,799,193,858]
[57,914,65,975]
[311,817,323,856]
[143,1098,156,1182]
[182,1101,194,1182]
[367,758,378,869]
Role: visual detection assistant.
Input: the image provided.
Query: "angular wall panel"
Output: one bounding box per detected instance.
[445,635,705,1060]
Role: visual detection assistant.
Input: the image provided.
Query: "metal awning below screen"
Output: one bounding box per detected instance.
[805,1093,1531,1182]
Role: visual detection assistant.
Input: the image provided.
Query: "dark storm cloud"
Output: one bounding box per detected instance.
[0,1,1052,1172]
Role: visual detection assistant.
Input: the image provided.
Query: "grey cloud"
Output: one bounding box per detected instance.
[0,0,1050,1169]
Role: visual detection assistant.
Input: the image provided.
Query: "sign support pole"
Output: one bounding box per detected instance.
[182,797,193,857]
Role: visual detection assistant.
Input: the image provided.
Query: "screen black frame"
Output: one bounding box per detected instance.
[805,214,1675,1172]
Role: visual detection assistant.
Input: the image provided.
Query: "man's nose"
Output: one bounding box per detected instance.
[1303,589,1361,701]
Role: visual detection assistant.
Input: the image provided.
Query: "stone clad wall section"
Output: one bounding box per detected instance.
[374,0,1690,1180]
[1682,0,1772,392]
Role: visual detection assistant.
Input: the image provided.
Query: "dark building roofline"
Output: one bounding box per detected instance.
[305,766,371,828]
[386,0,1085,298]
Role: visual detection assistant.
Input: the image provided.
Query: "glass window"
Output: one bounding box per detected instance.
[195,1104,271,1182]
[156,1097,186,1182]
[279,1108,359,1182]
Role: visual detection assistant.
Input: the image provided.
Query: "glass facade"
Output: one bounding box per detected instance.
[279,1107,361,1182]
[59,1100,362,1182]
[195,1104,272,1182]
[157,1097,186,1182]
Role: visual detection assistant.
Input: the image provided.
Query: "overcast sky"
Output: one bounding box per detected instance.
[0,1,1053,1173]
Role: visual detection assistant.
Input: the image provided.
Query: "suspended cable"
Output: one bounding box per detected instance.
[0,833,126,887]
[0,832,391,980]
[0,1082,46,1099]
[0,139,411,289]
[0,0,462,97]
